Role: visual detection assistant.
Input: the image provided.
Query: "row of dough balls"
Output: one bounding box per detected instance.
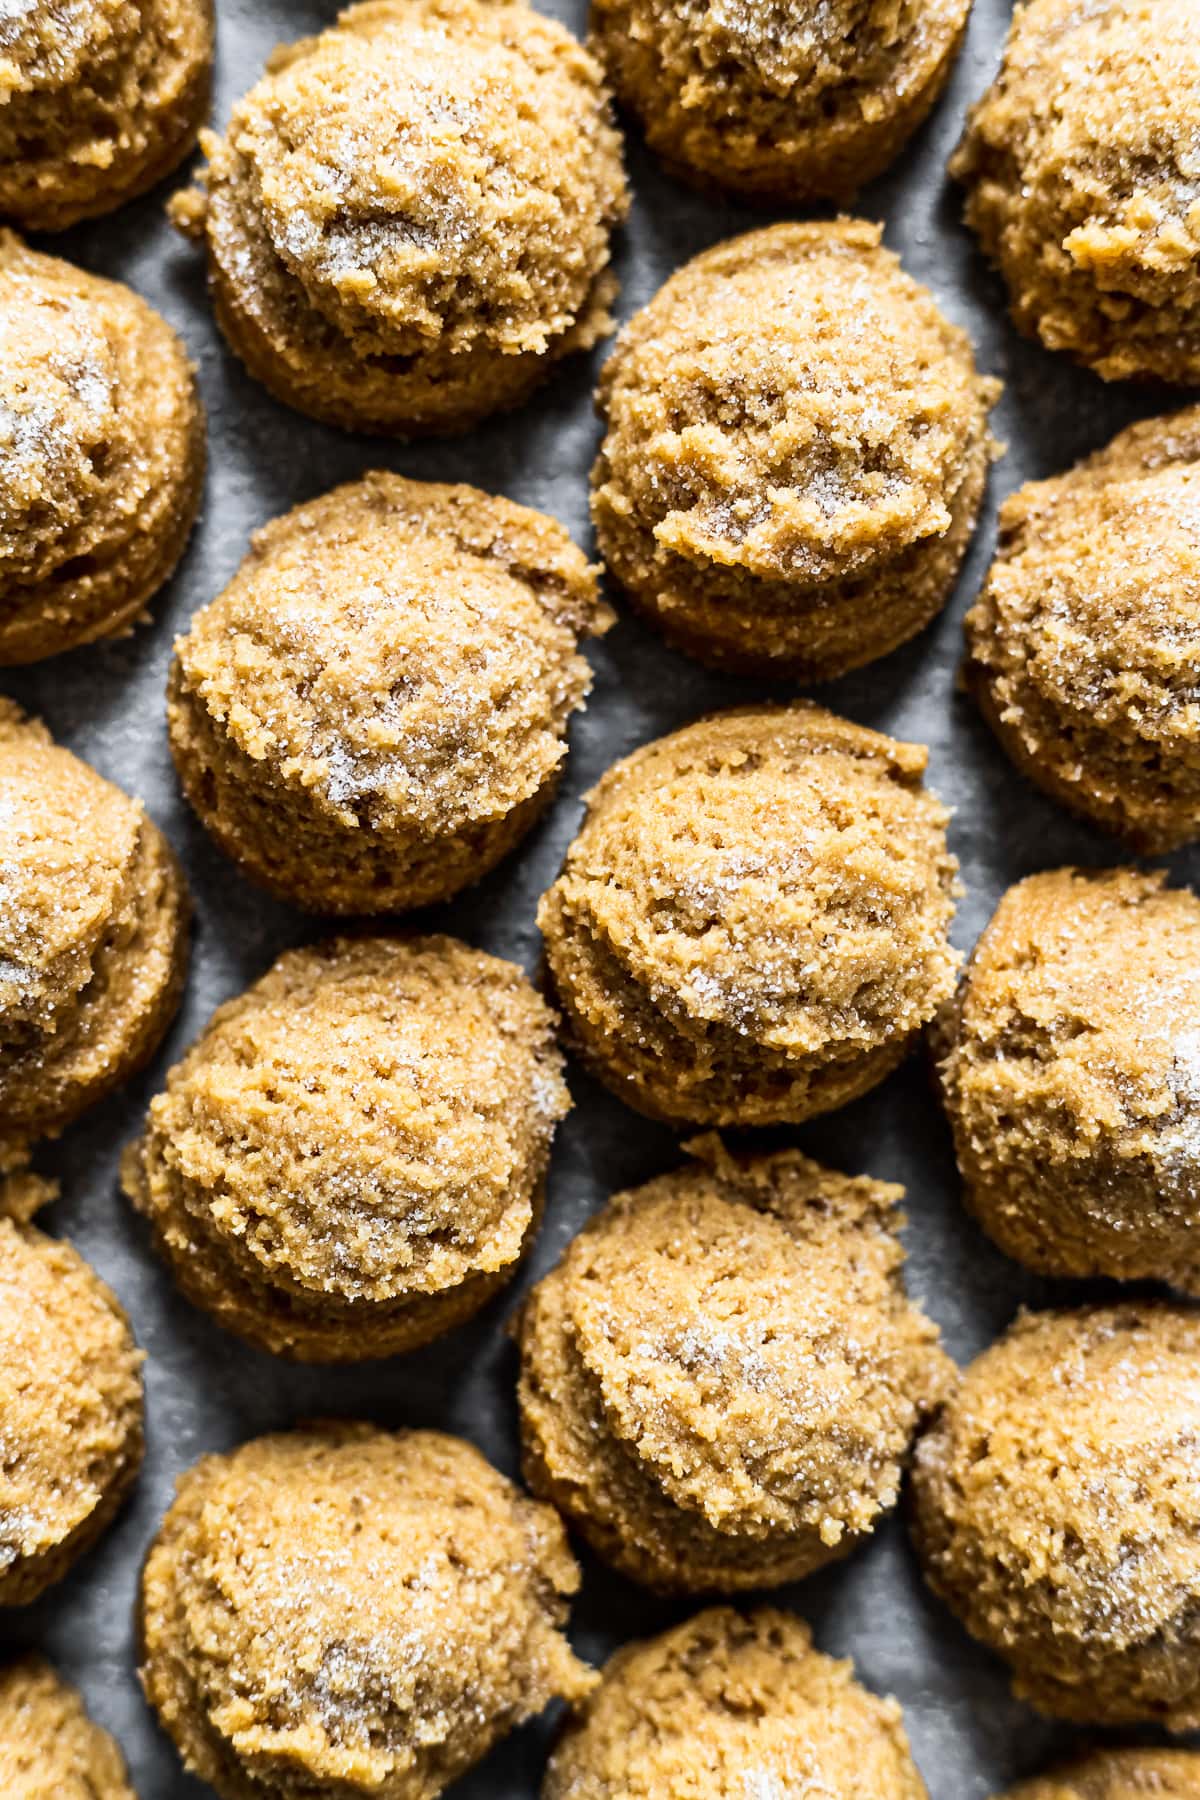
[6,1270,1200,1795]
[8,687,1200,1294]
[5,0,1197,390]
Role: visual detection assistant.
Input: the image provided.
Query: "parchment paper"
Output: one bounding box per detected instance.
[2,1,1196,1792]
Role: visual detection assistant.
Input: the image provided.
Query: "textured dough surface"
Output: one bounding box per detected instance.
[0,699,189,1173]
[999,1748,1200,1799]
[0,1204,143,1607]
[592,220,999,678]
[140,1424,593,1800]
[591,0,971,201]
[0,233,205,665]
[123,935,569,1360]
[0,1656,135,1799]
[938,867,1200,1289]
[951,0,1200,383]
[517,1135,951,1592]
[539,702,959,1126]
[176,0,628,434]
[964,406,1200,852]
[169,473,610,912]
[543,1607,928,1798]
[0,0,213,230]
[912,1304,1200,1727]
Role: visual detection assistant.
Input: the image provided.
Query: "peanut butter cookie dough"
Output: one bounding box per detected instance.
[937,868,1200,1291]
[122,935,569,1361]
[141,1424,593,1800]
[591,0,972,203]
[173,0,628,436]
[591,220,1000,679]
[951,0,1200,383]
[539,703,959,1127]
[169,473,610,914]
[0,701,189,1174]
[964,408,1200,852]
[911,1304,1200,1728]
[999,1749,1200,1800]
[0,0,213,232]
[0,1656,135,1799]
[0,234,205,665]
[516,1137,951,1593]
[543,1608,928,1799]
[0,1183,144,1608]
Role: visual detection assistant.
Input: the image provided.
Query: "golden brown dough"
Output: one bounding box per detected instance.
[168,473,610,913]
[174,0,628,436]
[911,1304,1200,1727]
[0,1657,135,1799]
[0,1190,143,1607]
[539,703,959,1127]
[591,0,972,202]
[122,935,569,1361]
[0,701,189,1174]
[951,0,1200,383]
[0,0,212,231]
[0,234,204,665]
[543,1607,928,1799]
[964,407,1200,853]
[140,1424,593,1800]
[516,1136,952,1592]
[937,868,1200,1290]
[998,1748,1200,1799]
[591,220,1000,679]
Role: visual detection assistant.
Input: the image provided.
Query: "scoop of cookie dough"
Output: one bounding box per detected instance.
[539,702,959,1127]
[938,867,1200,1290]
[591,0,971,202]
[543,1607,927,1799]
[174,0,628,436]
[0,234,205,665]
[964,407,1200,852]
[591,219,999,679]
[951,0,1200,383]
[169,473,610,913]
[911,1303,1200,1727]
[517,1136,951,1593]
[141,1423,593,1800]
[0,1184,143,1607]
[122,934,569,1361]
[0,1657,134,1799]
[999,1749,1200,1800]
[0,701,189,1173]
[0,0,212,231]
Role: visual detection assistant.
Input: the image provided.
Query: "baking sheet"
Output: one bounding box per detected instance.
[2,0,1196,1792]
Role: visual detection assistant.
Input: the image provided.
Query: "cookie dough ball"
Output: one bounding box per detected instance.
[539,703,959,1127]
[0,701,189,1173]
[0,0,212,232]
[964,408,1200,852]
[141,1424,593,1800]
[543,1607,927,1799]
[169,473,610,913]
[999,1749,1200,1800]
[175,0,628,436]
[0,234,205,665]
[0,1657,134,1799]
[911,1304,1200,1727]
[591,0,971,203]
[0,1193,144,1607]
[591,220,999,679]
[951,0,1200,383]
[517,1137,952,1593]
[123,935,569,1361]
[938,868,1200,1290]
